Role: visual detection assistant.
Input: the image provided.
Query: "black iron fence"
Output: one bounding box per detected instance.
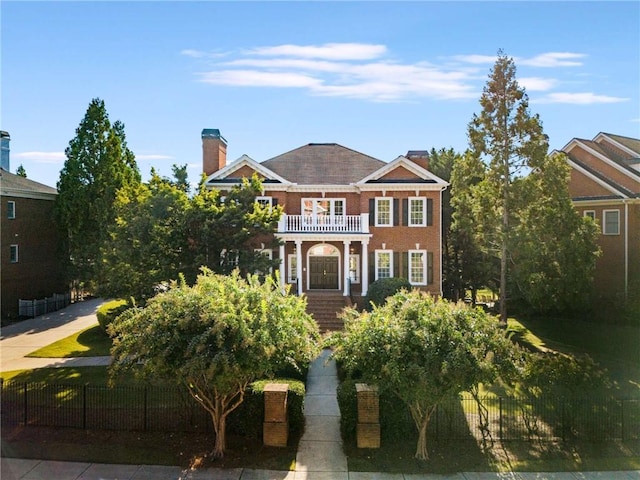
[1,381,638,441]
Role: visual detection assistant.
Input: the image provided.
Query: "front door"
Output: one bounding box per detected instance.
[309,256,339,289]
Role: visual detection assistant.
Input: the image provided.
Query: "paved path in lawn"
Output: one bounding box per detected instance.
[0,298,110,372]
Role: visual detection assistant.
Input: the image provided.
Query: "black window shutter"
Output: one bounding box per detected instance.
[402,251,409,279]
[393,252,400,277]
[393,199,400,226]
[369,199,375,226]
[427,252,433,284]
[402,198,408,226]
[272,198,278,207]
[369,252,375,283]
[427,199,433,226]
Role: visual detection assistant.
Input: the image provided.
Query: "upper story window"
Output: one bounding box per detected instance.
[375,198,392,226]
[408,197,426,226]
[10,244,19,263]
[7,201,15,219]
[603,209,620,235]
[256,196,273,208]
[583,210,596,221]
[302,198,345,223]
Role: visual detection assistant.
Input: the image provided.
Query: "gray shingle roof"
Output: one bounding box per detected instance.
[0,169,58,197]
[261,143,386,185]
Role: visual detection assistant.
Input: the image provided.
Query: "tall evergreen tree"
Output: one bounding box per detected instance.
[56,98,141,291]
[467,52,548,323]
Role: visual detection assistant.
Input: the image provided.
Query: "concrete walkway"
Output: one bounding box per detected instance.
[1,301,639,479]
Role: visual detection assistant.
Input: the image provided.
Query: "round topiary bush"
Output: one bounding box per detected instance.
[96,299,131,333]
[365,277,412,310]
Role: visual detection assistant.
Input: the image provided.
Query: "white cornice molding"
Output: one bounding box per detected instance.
[205,154,291,185]
[1,189,57,201]
[356,155,449,187]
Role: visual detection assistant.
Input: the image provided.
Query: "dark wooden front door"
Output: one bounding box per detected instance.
[309,256,339,289]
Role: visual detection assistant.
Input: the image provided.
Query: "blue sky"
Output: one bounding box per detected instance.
[2,1,639,188]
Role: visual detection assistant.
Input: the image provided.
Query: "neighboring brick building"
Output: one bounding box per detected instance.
[201,129,448,328]
[0,134,66,320]
[560,132,640,302]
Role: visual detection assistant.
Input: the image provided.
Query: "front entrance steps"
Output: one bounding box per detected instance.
[304,291,350,332]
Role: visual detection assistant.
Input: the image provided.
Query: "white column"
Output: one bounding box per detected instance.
[343,240,351,296]
[295,239,303,296]
[279,243,286,294]
[361,239,369,297]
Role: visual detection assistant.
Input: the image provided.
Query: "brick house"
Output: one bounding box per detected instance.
[201,129,448,329]
[1,136,66,319]
[560,132,640,302]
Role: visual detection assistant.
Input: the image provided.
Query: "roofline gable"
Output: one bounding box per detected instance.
[355,155,449,187]
[562,138,640,183]
[594,132,640,158]
[556,149,631,199]
[204,154,292,185]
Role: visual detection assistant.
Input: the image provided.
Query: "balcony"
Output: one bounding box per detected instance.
[278,214,369,233]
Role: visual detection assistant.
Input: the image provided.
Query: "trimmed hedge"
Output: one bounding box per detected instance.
[228,378,306,441]
[96,299,131,333]
[365,277,412,310]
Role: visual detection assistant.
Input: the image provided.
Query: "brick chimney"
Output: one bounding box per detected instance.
[202,129,227,175]
[406,150,429,170]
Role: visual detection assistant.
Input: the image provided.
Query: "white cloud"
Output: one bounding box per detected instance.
[451,54,497,64]
[537,92,628,104]
[13,151,65,164]
[180,49,228,59]
[519,52,586,68]
[519,77,558,91]
[245,43,387,60]
[198,70,322,88]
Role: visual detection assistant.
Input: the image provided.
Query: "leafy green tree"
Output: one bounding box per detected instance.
[510,153,600,313]
[56,98,140,290]
[467,52,548,323]
[187,174,282,278]
[449,151,497,302]
[100,170,191,300]
[15,164,27,177]
[333,290,518,460]
[109,269,321,458]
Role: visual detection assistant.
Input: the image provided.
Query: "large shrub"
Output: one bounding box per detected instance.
[96,299,131,333]
[365,277,412,309]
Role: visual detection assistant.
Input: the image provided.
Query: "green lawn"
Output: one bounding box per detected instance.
[25,324,112,358]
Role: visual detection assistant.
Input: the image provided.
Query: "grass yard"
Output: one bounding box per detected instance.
[25,324,112,358]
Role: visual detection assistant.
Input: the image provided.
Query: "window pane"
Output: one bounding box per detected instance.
[604,210,619,234]
[410,199,424,225]
[377,199,391,225]
[333,200,344,216]
[377,251,391,279]
[410,251,425,284]
[10,245,18,263]
[8,201,15,219]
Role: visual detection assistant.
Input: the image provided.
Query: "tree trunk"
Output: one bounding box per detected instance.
[211,410,227,459]
[415,415,430,461]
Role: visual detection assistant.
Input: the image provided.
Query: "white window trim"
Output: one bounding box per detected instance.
[375,197,393,227]
[287,254,297,283]
[583,210,596,220]
[301,198,346,220]
[603,209,620,235]
[8,201,16,219]
[408,197,427,227]
[349,254,361,284]
[408,249,427,286]
[256,196,273,208]
[10,244,18,263]
[374,249,393,280]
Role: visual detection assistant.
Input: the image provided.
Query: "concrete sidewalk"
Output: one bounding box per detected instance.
[0,298,110,372]
[1,303,639,479]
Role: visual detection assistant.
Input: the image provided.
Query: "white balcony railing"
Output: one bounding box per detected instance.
[278,214,369,233]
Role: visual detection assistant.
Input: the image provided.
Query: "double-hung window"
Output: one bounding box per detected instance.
[375,198,392,226]
[603,209,620,235]
[256,196,273,208]
[583,210,596,221]
[375,250,393,280]
[302,198,345,225]
[10,244,18,263]
[408,250,427,285]
[287,254,298,283]
[408,197,426,226]
[7,201,16,219]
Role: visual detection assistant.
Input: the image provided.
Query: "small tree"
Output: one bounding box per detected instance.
[108,269,320,458]
[15,164,27,177]
[333,290,518,460]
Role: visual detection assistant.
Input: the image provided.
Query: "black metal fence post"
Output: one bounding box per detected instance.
[23,383,28,425]
[83,385,87,430]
